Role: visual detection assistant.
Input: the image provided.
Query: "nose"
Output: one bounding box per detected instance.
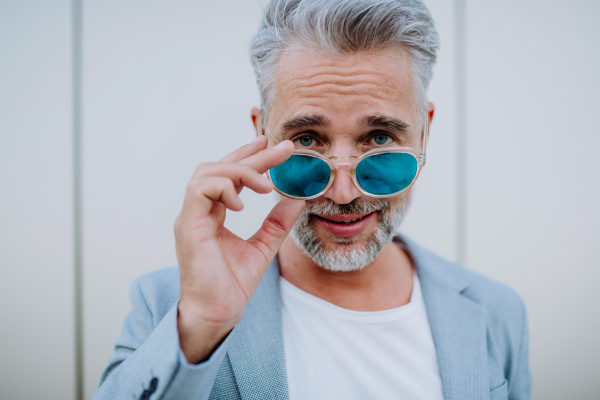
[322,163,363,204]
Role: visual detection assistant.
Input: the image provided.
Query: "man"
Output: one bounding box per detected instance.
[93,0,531,399]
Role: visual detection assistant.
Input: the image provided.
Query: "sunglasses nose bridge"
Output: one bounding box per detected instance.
[329,154,356,161]
[329,162,357,191]
[324,161,362,203]
[332,162,353,167]
[330,155,357,169]
[331,161,355,177]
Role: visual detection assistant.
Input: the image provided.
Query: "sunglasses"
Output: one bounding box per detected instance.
[259,116,428,200]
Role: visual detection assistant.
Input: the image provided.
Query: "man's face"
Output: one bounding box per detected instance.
[267,45,424,271]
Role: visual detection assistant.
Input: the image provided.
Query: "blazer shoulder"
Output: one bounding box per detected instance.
[409,238,526,316]
[457,265,527,327]
[132,266,181,326]
[407,237,527,330]
[427,247,527,341]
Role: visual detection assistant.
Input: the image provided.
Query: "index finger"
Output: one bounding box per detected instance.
[219,135,268,163]
[239,140,295,174]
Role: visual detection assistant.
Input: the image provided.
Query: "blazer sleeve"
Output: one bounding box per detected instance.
[92,278,232,400]
[508,301,532,400]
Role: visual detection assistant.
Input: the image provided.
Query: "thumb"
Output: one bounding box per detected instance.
[247,198,305,264]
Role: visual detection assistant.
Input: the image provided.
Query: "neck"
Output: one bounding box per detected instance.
[278,235,413,311]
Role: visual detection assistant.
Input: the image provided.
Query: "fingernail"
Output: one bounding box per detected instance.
[252,136,263,143]
[234,194,244,208]
[260,175,271,185]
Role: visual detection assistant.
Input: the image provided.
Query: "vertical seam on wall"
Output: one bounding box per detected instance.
[72,0,84,398]
[455,0,467,265]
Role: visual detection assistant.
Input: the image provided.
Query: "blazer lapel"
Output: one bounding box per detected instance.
[404,237,490,400]
[227,259,288,400]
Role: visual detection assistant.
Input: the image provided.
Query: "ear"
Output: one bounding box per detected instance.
[251,107,264,137]
[426,102,435,133]
[419,102,435,154]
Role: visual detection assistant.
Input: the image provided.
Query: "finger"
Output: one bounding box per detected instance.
[239,140,295,174]
[220,135,268,163]
[189,176,244,213]
[194,163,273,194]
[247,198,306,263]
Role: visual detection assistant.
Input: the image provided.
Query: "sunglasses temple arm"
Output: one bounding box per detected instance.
[419,114,429,165]
[256,112,263,137]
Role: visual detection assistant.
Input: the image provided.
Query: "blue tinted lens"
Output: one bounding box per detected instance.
[356,152,418,195]
[270,154,330,198]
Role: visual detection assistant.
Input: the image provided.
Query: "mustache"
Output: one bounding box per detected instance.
[303,198,391,216]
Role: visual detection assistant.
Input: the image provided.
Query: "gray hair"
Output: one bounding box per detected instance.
[250,0,439,120]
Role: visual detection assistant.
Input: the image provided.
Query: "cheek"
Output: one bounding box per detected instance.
[393,188,411,200]
[386,191,412,212]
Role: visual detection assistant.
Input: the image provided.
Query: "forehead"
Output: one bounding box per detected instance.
[270,45,419,129]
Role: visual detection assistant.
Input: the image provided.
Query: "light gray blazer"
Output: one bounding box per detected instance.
[93,236,531,400]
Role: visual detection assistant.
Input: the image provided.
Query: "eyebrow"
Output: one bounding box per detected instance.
[279,114,331,137]
[277,114,410,138]
[361,115,410,134]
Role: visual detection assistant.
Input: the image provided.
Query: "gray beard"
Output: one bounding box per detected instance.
[290,194,411,272]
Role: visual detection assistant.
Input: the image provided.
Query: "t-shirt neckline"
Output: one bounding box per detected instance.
[279,272,420,324]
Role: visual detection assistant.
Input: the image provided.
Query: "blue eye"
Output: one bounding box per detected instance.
[372,134,391,145]
[296,136,315,147]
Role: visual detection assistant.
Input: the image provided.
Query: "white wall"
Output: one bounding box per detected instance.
[465,2,600,399]
[1,1,599,399]
[0,1,75,399]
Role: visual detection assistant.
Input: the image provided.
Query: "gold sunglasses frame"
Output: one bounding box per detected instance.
[257,114,428,200]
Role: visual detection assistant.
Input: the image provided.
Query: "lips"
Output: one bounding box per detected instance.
[315,212,376,237]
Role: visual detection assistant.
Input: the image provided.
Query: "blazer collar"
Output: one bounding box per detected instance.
[400,235,490,400]
[396,235,470,292]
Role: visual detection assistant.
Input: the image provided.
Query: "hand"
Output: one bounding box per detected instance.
[174,136,305,364]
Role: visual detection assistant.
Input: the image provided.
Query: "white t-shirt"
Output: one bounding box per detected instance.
[280,272,444,400]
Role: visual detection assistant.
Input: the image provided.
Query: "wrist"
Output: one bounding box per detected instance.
[177,301,236,364]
